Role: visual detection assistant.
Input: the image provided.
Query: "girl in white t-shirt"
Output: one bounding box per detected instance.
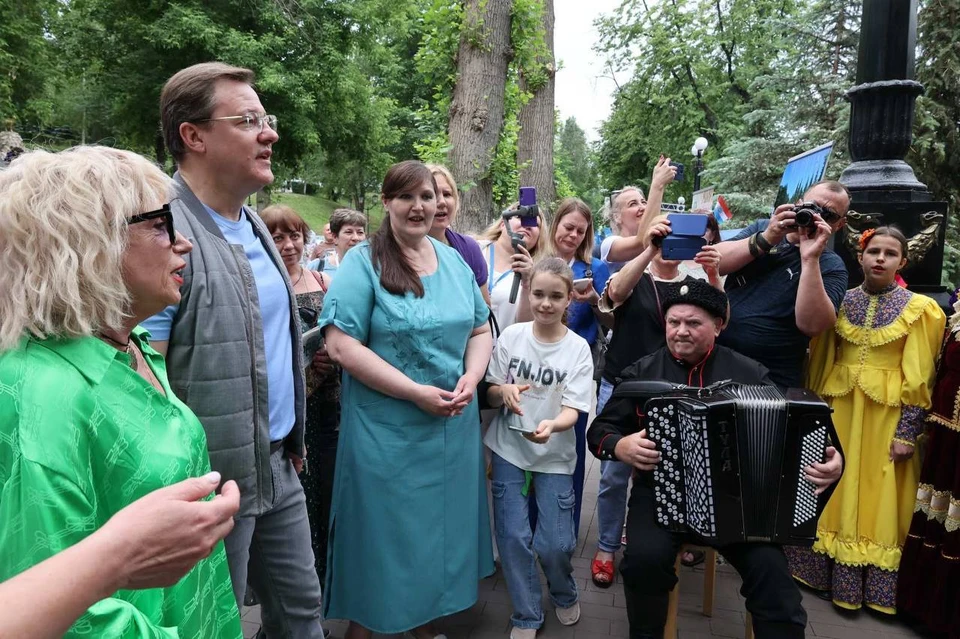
[484,258,594,639]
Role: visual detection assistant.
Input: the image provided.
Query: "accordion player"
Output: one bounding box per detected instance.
[610,380,842,548]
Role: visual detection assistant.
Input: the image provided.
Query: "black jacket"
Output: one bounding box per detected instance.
[587,344,774,462]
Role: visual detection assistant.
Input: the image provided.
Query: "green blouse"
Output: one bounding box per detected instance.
[0,328,242,638]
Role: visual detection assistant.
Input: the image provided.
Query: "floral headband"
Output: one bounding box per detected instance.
[858,228,877,251]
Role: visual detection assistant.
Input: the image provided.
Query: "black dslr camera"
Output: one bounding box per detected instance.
[792,201,825,228]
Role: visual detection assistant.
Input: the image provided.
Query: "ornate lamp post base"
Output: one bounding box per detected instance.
[840,160,928,197]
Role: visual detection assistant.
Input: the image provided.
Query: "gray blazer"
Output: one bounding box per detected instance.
[162,172,306,517]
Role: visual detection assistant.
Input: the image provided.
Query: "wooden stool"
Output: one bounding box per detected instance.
[664,545,717,639]
[663,546,754,639]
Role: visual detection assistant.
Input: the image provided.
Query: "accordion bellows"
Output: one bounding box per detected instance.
[619,382,838,547]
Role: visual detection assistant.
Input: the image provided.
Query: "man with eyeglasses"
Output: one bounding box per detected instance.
[142,62,324,638]
[714,180,851,388]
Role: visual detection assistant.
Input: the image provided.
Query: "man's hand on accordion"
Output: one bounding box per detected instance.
[803,445,843,495]
[614,429,662,471]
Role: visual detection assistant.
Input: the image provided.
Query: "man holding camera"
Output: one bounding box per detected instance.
[715,180,851,387]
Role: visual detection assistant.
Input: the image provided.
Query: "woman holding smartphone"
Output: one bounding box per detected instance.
[478,207,546,334]
[545,197,610,535]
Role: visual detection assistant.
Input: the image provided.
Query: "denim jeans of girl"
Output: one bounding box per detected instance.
[491,452,579,628]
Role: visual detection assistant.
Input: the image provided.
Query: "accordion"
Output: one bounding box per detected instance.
[614,380,837,547]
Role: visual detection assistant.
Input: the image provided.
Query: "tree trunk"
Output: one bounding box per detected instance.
[517,0,556,208]
[448,0,514,233]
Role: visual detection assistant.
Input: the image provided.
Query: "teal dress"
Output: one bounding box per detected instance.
[319,238,494,632]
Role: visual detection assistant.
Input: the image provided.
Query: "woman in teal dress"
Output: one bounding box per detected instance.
[320,161,495,638]
[0,146,241,637]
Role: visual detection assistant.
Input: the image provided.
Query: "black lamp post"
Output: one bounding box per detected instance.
[691,136,708,192]
[837,0,948,301]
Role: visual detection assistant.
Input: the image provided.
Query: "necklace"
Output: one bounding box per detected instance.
[293,267,305,288]
[649,262,679,281]
[98,332,138,371]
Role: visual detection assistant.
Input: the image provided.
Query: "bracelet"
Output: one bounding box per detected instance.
[748,233,761,258]
[755,231,773,253]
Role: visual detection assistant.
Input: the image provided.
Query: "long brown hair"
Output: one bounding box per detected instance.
[546,197,594,263]
[371,160,437,297]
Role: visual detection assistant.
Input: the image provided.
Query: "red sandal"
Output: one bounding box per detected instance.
[591,555,615,588]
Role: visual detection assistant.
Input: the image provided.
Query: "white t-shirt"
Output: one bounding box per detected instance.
[479,239,521,333]
[600,235,626,274]
[484,322,594,474]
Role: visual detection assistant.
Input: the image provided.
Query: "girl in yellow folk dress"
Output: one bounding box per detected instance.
[786,227,945,613]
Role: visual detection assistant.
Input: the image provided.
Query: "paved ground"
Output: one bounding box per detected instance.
[241,452,931,639]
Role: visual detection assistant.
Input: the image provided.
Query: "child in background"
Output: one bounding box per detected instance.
[484,258,594,639]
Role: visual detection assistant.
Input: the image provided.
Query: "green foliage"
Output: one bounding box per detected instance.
[596,0,859,222]
[412,0,462,164]
[271,192,347,232]
[555,116,601,211]
[511,0,551,93]
[8,0,426,205]
[490,79,524,208]
[0,0,58,123]
[909,0,960,288]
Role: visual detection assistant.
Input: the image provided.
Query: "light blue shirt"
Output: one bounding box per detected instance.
[141,205,296,441]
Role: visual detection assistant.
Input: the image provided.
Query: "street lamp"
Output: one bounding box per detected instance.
[692,136,708,191]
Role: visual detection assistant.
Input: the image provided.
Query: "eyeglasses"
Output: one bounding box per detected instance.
[127,204,175,244]
[821,207,845,224]
[194,113,278,134]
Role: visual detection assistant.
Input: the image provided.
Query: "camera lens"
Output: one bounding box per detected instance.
[794,209,813,227]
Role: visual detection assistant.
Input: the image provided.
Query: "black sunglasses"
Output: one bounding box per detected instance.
[127,204,175,244]
[821,207,844,224]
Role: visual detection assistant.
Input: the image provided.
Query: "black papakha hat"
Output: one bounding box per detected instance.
[661,279,728,320]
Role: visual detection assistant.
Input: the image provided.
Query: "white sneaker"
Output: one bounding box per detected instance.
[556,600,581,626]
[509,627,537,639]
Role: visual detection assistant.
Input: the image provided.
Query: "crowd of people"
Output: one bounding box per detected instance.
[0,60,957,639]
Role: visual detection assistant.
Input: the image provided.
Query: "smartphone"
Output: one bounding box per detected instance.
[660,213,708,261]
[660,236,706,261]
[573,277,593,292]
[506,411,538,434]
[519,186,537,206]
[670,161,685,182]
[518,186,539,227]
[666,213,709,236]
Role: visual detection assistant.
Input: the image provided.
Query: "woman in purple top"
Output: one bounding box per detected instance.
[428,164,491,306]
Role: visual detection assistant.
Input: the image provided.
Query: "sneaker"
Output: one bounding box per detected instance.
[509,628,537,639]
[556,600,581,626]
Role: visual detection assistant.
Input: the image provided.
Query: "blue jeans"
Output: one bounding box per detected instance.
[225,447,325,638]
[529,411,587,539]
[596,378,632,553]
[491,452,579,629]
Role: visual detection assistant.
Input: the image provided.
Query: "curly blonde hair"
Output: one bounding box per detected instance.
[0,146,172,351]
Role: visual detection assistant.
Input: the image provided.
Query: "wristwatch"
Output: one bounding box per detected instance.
[755,230,773,253]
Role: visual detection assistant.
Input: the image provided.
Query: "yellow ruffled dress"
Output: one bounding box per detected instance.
[786,283,945,613]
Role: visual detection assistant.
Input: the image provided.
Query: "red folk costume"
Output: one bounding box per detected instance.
[898,303,960,637]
